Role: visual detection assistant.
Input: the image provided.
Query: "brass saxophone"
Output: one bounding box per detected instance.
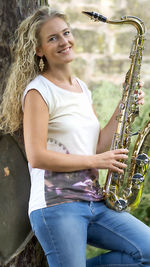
[82,11,150,211]
[126,119,150,211]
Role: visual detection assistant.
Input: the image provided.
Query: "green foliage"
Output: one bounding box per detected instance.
[91,80,122,127]
[91,81,122,185]
[86,245,108,260]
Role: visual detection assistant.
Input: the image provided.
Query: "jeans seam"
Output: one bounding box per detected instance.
[89,219,143,263]
[40,208,62,267]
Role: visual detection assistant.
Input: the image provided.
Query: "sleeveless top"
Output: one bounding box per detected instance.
[22,75,103,215]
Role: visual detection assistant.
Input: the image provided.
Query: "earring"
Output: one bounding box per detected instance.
[39,57,44,72]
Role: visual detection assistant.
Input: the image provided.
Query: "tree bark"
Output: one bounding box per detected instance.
[0,0,48,266]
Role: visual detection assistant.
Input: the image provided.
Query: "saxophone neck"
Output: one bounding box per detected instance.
[82,11,146,36]
[82,11,108,23]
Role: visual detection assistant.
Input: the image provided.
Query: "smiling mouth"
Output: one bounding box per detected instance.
[58,47,71,54]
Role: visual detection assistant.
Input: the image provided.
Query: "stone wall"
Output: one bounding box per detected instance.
[49,0,150,89]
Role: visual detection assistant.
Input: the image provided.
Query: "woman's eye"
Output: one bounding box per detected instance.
[49,36,57,42]
[64,31,70,36]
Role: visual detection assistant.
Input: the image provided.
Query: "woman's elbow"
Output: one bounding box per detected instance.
[28,157,40,169]
[29,159,40,169]
[26,151,45,169]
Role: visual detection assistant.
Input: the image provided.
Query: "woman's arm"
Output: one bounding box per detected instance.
[23,89,128,173]
[96,100,120,154]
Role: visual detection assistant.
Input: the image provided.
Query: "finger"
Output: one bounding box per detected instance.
[137,99,144,105]
[134,81,144,95]
[139,81,144,88]
[136,81,144,89]
[137,90,145,105]
[137,89,145,99]
[114,161,127,169]
[110,166,124,174]
[137,92,145,101]
[114,149,129,154]
[115,154,128,160]
[134,89,144,97]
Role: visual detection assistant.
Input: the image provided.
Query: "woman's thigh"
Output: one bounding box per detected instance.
[29,202,89,267]
[87,202,150,266]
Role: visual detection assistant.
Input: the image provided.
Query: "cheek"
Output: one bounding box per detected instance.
[70,34,75,45]
[44,44,56,56]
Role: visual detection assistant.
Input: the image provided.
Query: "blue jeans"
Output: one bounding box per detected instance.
[29,201,150,267]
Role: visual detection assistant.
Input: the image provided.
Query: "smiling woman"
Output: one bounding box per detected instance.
[35,16,78,91]
[0,5,150,267]
[36,17,75,68]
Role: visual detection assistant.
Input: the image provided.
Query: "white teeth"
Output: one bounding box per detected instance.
[60,47,70,53]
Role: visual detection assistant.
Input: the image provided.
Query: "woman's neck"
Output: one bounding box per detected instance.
[43,64,73,86]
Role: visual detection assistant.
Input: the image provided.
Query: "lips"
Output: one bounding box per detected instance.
[58,46,71,54]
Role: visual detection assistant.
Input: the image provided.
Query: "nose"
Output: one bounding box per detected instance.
[59,35,68,46]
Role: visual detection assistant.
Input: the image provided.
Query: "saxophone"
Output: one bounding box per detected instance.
[126,119,150,211]
[82,11,150,211]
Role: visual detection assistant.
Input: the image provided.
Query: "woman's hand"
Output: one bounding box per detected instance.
[123,81,145,105]
[93,148,128,174]
[137,89,145,105]
[136,81,145,105]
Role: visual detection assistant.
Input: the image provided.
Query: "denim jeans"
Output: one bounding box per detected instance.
[29,201,150,267]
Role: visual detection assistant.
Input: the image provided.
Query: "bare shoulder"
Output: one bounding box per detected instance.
[24,89,48,112]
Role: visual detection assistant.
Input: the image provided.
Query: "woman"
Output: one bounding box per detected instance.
[0,6,150,267]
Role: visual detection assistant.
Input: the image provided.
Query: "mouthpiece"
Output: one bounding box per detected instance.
[82,11,107,23]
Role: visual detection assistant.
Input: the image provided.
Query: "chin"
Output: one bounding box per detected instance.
[63,55,75,64]
[67,57,74,63]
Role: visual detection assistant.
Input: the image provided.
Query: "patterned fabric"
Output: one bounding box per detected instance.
[44,138,103,206]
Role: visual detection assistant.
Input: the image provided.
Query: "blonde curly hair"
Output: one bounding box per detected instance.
[0,6,67,135]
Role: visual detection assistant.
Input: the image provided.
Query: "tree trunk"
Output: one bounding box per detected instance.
[0,1,48,266]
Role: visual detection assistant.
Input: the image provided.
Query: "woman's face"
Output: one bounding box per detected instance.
[37,16,75,68]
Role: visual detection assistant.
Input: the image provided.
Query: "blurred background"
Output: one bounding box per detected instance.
[50,0,150,259]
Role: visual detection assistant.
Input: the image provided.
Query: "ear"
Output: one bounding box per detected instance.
[36,47,43,57]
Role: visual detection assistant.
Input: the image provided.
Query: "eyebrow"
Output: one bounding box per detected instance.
[46,27,70,39]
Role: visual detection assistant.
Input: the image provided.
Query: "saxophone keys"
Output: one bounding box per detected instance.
[136,153,150,166]
[114,198,127,212]
[123,187,132,198]
[105,191,127,212]
[131,131,140,136]
[111,172,123,185]
[119,101,125,110]
[132,173,144,189]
